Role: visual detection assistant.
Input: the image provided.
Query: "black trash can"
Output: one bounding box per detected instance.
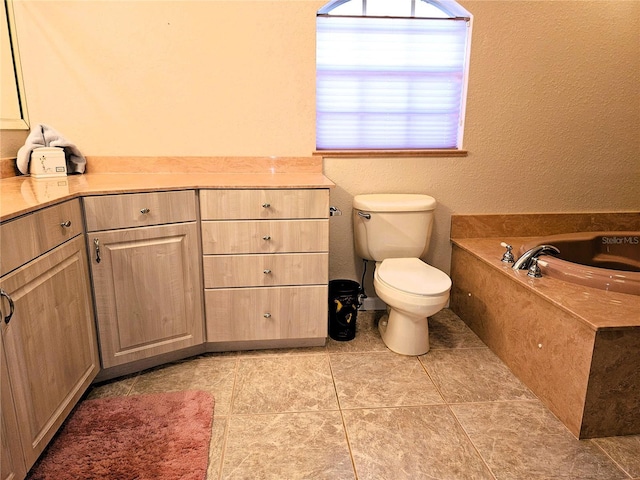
[328,279,361,341]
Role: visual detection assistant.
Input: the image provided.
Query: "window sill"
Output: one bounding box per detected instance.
[313,149,468,158]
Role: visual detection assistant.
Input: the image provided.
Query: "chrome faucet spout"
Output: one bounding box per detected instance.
[512,244,560,270]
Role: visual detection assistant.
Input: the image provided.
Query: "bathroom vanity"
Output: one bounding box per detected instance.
[0,156,334,479]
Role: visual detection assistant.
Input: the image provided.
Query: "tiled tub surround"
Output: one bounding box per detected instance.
[450,213,640,439]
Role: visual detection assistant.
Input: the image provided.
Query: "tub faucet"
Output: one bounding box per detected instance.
[512,244,560,271]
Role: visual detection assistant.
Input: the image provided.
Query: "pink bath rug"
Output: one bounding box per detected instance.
[27,390,214,480]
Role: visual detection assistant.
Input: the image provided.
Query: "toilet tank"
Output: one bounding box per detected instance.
[353,194,437,261]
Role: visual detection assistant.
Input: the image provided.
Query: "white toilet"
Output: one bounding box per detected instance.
[353,194,451,356]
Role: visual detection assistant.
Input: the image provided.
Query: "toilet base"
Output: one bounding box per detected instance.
[378,309,430,356]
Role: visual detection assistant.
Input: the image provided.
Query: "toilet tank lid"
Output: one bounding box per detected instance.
[353,194,436,212]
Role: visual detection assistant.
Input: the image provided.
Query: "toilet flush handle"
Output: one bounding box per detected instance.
[357,211,371,220]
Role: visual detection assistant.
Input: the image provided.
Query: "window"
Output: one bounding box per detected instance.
[316,0,472,151]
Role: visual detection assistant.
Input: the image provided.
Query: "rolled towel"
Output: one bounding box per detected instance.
[16,124,86,175]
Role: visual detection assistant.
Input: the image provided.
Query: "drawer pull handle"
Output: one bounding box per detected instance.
[262,203,271,208]
[262,235,271,241]
[263,313,272,318]
[0,289,15,325]
[140,208,151,214]
[263,269,272,274]
[94,238,101,263]
[60,220,72,228]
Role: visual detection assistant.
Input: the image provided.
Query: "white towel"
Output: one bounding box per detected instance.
[16,124,86,175]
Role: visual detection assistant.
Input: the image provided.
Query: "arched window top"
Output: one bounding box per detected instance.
[315,0,473,151]
[318,0,471,20]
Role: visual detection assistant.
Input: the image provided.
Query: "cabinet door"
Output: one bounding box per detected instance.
[1,335,26,480]
[90,222,204,368]
[0,236,99,471]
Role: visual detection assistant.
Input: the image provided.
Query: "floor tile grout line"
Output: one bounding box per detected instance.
[328,350,361,480]
[420,340,520,480]
[446,403,499,480]
[125,372,141,396]
[225,408,343,418]
[215,356,239,480]
[417,353,447,403]
[591,439,635,480]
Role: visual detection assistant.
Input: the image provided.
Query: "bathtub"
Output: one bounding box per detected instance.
[449,212,640,438]
[519,231,640,296]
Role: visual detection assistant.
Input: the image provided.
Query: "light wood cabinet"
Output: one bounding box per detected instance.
[200,189,329,348]
[200,189,329,220]
[205,286,328,343]
[83,190,196,231]
[85,191,204,369]
[0,181,333,479]
[0,233,99,474]
[203,253,328,288]
[0,200,83,277]
[1,333,26,480]
[201,219,328,255]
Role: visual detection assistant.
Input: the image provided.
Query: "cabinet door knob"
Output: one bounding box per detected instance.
[263,313,272,318]
[140,208,151,214]
[262,235,271,241]
[263,269,272,274]
[0,289,15,324]
[60,220,72,228]
[262,203,271,208]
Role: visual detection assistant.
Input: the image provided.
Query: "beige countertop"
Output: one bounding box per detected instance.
[0,156,335,221]
[451,236,640,330]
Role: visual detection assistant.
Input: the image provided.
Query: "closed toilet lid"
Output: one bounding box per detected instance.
[376,258,451,296]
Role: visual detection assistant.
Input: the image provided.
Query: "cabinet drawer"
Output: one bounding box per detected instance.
[203,253,328,288]
[200,189,329,220]
[201,219,328,254]
[84,190,196,231]
[1,199,83,276]
[205,285,328,342]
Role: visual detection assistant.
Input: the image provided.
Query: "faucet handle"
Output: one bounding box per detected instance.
[527,257,542,278]
[500,242,515,263]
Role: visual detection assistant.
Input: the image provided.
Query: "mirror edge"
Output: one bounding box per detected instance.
[1,0,30,130]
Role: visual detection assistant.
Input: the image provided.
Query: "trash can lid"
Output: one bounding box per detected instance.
[329,279,360,294]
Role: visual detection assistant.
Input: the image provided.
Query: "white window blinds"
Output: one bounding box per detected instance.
[316,10,471,150]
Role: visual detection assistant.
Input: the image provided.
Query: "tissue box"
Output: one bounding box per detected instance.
[30,147,67,178]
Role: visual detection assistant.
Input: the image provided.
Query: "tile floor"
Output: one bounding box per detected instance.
[88,309,640,480]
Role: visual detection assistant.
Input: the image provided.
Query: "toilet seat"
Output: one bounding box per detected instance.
[376,258,451,296]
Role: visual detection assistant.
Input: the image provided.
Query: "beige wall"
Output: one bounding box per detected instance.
[3,0,639,290]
